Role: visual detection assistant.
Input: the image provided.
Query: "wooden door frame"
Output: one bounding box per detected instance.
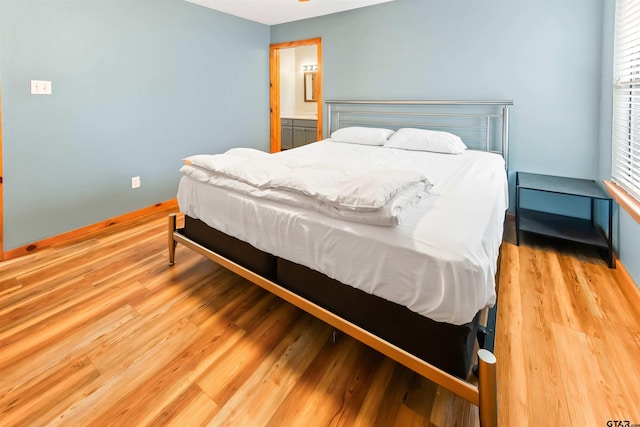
[269,37,322,153]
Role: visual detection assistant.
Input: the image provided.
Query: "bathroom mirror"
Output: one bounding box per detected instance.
[304,72,318,102]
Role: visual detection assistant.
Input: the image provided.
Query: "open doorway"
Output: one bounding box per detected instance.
[269,37,322,153]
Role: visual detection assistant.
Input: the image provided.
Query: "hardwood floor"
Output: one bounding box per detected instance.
[1,209,639,426]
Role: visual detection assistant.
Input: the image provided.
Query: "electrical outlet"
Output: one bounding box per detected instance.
[31,80,52,95]
[131,176,141,189]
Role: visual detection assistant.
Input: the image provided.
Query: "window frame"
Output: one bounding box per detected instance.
[612,0,640,207]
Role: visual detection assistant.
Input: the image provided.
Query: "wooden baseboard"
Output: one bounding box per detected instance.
[615,258,640,300]
[1,199,178,261]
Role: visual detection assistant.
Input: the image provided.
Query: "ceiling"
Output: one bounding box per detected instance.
[184,0,394,26]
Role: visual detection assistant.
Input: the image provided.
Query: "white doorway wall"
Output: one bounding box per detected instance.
[280,45,318,118]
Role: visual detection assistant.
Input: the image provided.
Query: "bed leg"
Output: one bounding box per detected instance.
[168,213,177,266]
[478,349,498,427]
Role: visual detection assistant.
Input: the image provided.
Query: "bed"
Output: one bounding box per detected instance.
[168,100,512,426]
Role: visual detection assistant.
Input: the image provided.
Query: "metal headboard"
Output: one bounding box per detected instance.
[326,100,513,170]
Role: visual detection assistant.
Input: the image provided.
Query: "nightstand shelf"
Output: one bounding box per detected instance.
[516,172,613,267]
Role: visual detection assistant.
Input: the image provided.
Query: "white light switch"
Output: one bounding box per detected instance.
[31,80,52,95]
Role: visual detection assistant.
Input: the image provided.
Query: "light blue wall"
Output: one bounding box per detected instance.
[272,0,640,287]
[619,211,640,284]
[0,0,270,250]
[272,0,603,179]
[273,0,605,220]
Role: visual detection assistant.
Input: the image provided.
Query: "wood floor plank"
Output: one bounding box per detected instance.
[149,383,218,427]
[378,363,427,427]
[594,325,640,420]
[264,333,368,426]
[0,239,100,282]
[0,277,22,299]
[46,316,201,426]
[520,252,573,425]
[0,356,100,426]
[95,318,244,426]
[313,337,384,426]
[493,243,528,427]
[0,213,639,426]
[0,270,87,314]
[196,300,302,407]
[552,323,612,425]
[0,279,147,372]
[206,315,329,426]
[350,358,398,427]
[0,305,139,394]
[551,255,602,334]
[429,386,478,427]
[88,290,205,375]
[0,275,91,333]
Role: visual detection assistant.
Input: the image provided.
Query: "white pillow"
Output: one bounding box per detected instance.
[385,128,467,154]
[331,126,395,146]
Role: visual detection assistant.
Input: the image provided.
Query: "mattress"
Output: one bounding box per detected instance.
[177,141,508,325]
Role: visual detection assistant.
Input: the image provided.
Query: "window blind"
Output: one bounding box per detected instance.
[613,0,640,202]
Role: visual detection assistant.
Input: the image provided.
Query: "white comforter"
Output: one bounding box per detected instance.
[177,141,508,325]
[181,147,432,226]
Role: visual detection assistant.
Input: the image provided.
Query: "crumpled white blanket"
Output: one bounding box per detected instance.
[181,147,432,225]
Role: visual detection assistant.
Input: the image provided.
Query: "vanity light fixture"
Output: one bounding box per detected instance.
[302,64,318,72]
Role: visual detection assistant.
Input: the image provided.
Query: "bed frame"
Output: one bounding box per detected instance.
[168,100,513,427]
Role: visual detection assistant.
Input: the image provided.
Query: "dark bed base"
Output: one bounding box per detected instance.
[170,213,499,426]
[181,215,278,280]
[181,215,482,379]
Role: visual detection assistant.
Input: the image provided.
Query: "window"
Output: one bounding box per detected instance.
[613,0,640,203]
